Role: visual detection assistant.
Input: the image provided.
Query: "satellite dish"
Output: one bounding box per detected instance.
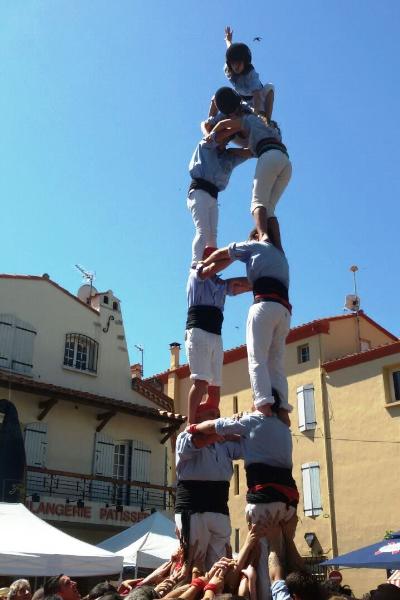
[78,284,98,304]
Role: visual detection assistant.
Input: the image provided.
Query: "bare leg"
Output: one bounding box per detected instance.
[252,206,269,239]
[264,89,275,123]
[188,379,208,424]
[267,216,283,252]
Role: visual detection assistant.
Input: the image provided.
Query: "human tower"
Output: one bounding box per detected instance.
[174,28,298,600]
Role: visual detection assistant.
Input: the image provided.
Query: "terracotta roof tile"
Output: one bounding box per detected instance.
[0,370,185,424]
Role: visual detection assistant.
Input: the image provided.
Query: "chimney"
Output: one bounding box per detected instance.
[169,342,181,370]
[131,363,142,379]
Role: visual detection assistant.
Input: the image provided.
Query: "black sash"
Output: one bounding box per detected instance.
[186,305,223,335]
[256,138,289,158]
[246,463,298,506]
[189,178,219,199]
[253,277,289,301]
[175,480,230,515]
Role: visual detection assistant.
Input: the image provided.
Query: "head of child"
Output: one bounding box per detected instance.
[215,87,242,118]
[226,43,252,75]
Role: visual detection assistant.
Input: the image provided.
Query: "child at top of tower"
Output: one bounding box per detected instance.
[209,26,274,122]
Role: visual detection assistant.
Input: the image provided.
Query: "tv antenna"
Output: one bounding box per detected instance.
[134,344,144,377]
[75,264,96,298]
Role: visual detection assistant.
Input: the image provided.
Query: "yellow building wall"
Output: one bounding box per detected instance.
[323,353,400,595]
[9,388,168,486]
[321,316,394,363]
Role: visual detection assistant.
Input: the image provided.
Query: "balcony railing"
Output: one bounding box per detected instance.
[26,466,175,511]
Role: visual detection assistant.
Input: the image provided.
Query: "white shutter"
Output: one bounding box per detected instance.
[24,422,47,467]
[297,385,316,432]
[131,439,151,483]
[0,315,15,369]
[93,432,115,503]
[13,321,36,374]
[130,440,151,508]
[297,387,306,431]
[93,431,115,476]
[301,462,322,516]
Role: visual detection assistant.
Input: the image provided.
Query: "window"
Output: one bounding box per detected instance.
[0,314,36,375]
[390,370,400,402]
[63,334,99,373]
[301,462,322,516]
[113,301,119,311]
[234,529,240,553]
[234,464,240,495]
[233,395,238,414]
[297,343,310,364]
[103,295,109,304]
[297,385,317,431]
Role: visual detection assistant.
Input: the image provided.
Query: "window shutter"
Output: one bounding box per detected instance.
[13,322,36,374]
[0,315,15,369]
[297,385,316,431]
[297,387,306,431]
[131,439,151,483]
[93,432,115,503]
[304,385,316,429]
[93,432,115,477]
[301,462,322,516]
[24,422,47,467]
[130,440,151,508]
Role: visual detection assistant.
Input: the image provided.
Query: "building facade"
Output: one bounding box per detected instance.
[149,311,400,596]
[0,274,184,544]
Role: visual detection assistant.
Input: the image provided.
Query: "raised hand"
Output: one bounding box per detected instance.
[224,26,233,45]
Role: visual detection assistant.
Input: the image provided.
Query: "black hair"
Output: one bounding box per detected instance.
[43,577,63,597]
[370,584,400,600]
[87,583,117,600]
[286,571,325,600]
[214,87,241,115]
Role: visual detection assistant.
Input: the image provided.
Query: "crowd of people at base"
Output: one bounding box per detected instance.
[1,557,400,600]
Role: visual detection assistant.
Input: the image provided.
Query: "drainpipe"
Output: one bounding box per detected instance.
[318,333,338,557]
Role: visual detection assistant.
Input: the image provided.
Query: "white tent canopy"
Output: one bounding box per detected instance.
[0,503,123,576]
[98,511,178,570]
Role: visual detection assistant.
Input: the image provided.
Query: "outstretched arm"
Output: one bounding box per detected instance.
[198,258,233,280]
[224,26,233,48]
[202,247,231,267]
[226,277,252,295]
[204,118,243,143]
[189,419,218,435]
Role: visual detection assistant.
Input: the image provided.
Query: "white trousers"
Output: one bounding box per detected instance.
[185,328,223,386]
[251,150,292,217]
[175,512,231,571]
[246,302,291,410]
[246,502,296,600]
[187,189,218,264]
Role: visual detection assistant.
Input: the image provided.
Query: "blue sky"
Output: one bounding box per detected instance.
[1,1,399,376]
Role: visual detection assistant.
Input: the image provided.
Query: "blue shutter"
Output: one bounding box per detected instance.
[301,462,322,516]
[297,385,316,432]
